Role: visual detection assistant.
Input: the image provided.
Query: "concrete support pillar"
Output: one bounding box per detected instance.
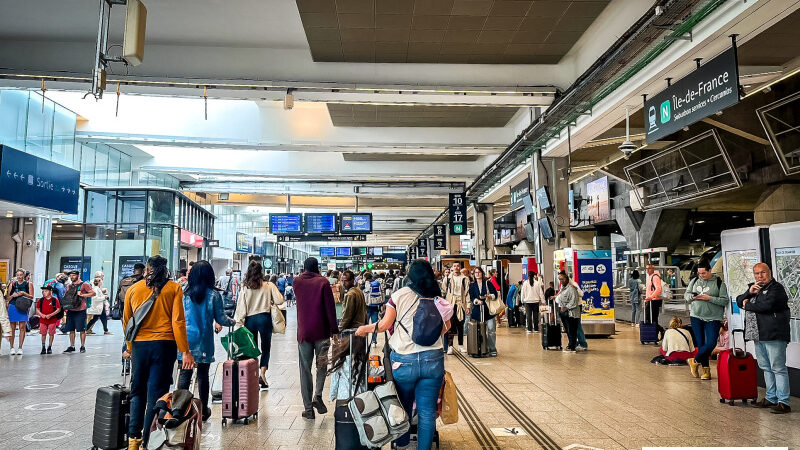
[754,185,800,225]
[532,154,571,283]
[471,202,494,266]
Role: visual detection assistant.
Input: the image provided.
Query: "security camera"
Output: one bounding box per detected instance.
[619,140,637,159]
[25,239,33,247]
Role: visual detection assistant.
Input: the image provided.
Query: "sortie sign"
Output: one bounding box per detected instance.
[644,46,739,143]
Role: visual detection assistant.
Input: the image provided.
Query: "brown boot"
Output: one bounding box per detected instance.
[128,437,142,450]
[700,367,711,380]
[688,358,700,378]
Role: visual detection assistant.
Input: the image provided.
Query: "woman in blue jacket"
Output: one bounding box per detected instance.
[469,267,498,356]
[177,260,235,421]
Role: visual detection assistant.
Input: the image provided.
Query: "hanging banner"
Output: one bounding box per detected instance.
[645,46,740,143]
[449,193,467,235]
[509,175,531,211]
[433,225,447,250]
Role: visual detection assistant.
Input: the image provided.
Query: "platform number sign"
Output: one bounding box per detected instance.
[449,193,467,235]
[417,239,428,258]
[433,225,447,250]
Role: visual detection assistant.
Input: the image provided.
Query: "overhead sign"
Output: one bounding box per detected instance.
[449,193,467,235]
[304,213,337,234]
[433,225,446,250]
[0,145,80,214]
[340,213,372,234]
[269,213,302,234]
[509,175,531,211]
[207,239,220,247]
[180,229,204,248]
[645,46,740,143]
[277,234,366,243]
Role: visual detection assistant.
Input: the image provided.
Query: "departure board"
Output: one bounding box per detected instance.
[319,247,335,258]
[336,247,352,257]
[269,213,302,234]
[304,213,337,234]
[340,213,372,234]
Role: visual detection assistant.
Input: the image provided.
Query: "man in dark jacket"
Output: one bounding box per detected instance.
[339,270,366,330]
[293,257,338,419]
[736,263,791,413]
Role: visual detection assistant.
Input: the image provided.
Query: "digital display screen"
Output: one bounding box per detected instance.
[353,247,368,256]
[538,217,554,240]
[524,222,535,242]
[522,193,535,216]
[336,247,352,257]
[270,213,302,234]
[340,213,372,234]
[536,187,552,213]
[319,247,335,258]
[370,247,383,256]
[304,213,337,234]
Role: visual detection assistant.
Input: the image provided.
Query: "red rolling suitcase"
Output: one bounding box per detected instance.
[717,329,758,406]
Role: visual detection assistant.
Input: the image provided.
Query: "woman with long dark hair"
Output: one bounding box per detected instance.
[123,255,194,450]
[234,259,284,389]
[469,266,499,356]
[177,260,234,421]
[355,259,451,450]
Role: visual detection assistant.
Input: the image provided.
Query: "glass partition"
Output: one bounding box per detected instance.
[149,190,175,224]
[84,224,116,282]
[86,191,116,223]
[117,190,146,223]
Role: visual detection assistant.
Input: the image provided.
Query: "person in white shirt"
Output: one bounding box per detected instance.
[520,271,545,333]
[444,262,470,354]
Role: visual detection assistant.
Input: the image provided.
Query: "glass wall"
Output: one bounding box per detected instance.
[47,188,214,300]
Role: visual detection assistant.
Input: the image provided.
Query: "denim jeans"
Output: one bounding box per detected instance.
[390,349,445,449]
[486,317,497,354]
[690,317,721,367]
[560,312,579,350]
[367,305,381,345]
[631,301,641,324]
[129,340,177,443]
[754,340,790,406]
[524,303,539,331]
[577,322,587,348]
[244,312,273,369]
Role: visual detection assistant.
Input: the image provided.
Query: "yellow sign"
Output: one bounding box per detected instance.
[0,260,8,284]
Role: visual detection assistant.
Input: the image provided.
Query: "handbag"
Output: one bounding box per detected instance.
[124,288,159,342]
[271,300,286,334]
[486,293,504,315]
[13,296,32,315]
[440,370,458,425]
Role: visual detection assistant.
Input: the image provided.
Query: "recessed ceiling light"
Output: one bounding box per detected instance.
[694,220,705,224]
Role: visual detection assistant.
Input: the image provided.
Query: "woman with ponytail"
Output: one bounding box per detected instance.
[122,255,194,450]
[234,259,284,390]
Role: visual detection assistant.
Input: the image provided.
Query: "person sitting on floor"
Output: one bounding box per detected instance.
[657,317,696,364]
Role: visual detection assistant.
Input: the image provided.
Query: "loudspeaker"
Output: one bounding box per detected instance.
[123,0,147,66]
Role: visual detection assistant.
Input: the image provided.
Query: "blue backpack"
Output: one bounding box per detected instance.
[367,280,384,306]
[397,296,443,347]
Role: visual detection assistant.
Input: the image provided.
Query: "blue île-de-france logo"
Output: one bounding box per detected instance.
[660,100,671,124]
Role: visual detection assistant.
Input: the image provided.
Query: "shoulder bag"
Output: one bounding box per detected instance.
[270,285,286,334]
[124,287,160,343]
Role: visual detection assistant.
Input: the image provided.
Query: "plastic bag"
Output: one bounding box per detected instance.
[220,326,261,360]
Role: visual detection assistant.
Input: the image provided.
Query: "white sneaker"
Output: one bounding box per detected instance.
[446,347,453,355]
[575,345,586,352]
[631,323,636,327]
[10,348,16,355]
[459,346,467,353]
[17,348,22,356]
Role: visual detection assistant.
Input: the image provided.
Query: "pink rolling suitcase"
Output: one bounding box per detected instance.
[222,358,259,425]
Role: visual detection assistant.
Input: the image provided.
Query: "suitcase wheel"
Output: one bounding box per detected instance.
[222,418,227,427]
[719,398,725,404]
[243,418,249,425]
[728,400,735,406]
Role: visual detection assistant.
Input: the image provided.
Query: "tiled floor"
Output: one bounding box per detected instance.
[0,311,796,449]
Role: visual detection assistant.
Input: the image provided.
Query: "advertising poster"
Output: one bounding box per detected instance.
[774,247,800,343]
[118,256,146,279]
[576,250,614,322]
[586,177,610,223]
[60,256,91,282]
[724,249,758,315]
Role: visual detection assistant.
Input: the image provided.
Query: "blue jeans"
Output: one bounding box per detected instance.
[754,340,790,406]
[244,312,273,369]
[367,305,381,345]
[690,317,721,367]
[486,317,497,354]
[577,322,587,348]
[390,349,445,449]
[631,301,641,324]
[129,340,177,442]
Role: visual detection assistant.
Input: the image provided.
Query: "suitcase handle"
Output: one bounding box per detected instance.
[730,328,747,355]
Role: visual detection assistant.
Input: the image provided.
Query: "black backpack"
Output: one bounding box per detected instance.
[60,284,82,311]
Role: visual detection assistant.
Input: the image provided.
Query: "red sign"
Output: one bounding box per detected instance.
[180,230,204,248]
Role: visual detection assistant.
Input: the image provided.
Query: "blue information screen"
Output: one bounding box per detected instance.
[319,247,335,258]
[336,247,351,257]
[304,213,337,234]
[0,145,80,214]
[270,213,302,234]
[340,213,372,234]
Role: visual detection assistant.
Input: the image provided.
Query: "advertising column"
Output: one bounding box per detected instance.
[575,250,615,336]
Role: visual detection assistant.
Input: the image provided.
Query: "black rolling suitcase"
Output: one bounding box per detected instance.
[467,306,489,357]
[335,330,369,450]
[541,298,562,350]
[639,301,659,345]
[92,367,129,449]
